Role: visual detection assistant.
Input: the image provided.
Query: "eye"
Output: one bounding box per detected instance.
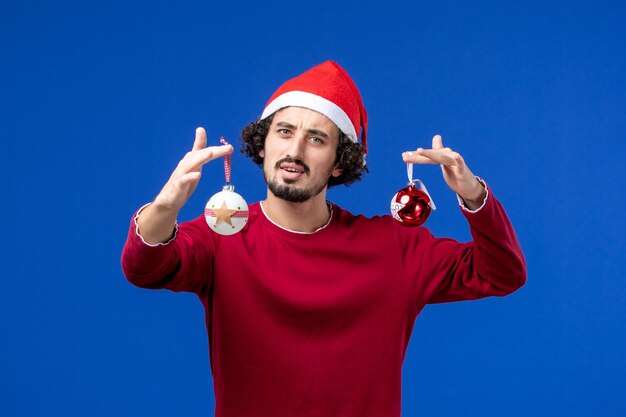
[309,136,324,144]
[278,128,291,136]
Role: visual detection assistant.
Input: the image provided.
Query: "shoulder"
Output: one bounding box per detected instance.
[332,203,391,226]
[330,203,432,238]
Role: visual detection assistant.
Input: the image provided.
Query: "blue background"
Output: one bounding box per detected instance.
[2,0,625,416]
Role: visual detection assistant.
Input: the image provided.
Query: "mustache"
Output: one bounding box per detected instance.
[274,157,310,175]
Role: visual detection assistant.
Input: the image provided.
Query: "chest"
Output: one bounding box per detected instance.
[211,231,411,329]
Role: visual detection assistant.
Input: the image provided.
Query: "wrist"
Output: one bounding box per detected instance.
[152,194,182,215]
[460,179,487,210]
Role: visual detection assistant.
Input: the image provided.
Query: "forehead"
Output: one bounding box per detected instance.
[271,107,340,137]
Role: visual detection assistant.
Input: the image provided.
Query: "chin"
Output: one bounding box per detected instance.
[267,179,322,203]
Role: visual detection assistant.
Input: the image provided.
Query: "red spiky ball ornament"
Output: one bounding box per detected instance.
[390,163,436,227]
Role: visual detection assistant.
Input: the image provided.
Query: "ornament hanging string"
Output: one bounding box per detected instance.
[220,137,232,185]
[204,136,249,236]
[406,163,437,211]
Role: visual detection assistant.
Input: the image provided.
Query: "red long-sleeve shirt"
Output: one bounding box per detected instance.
[121,184,525,417]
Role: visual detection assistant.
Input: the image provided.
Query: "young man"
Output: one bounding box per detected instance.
[121,61,526,417]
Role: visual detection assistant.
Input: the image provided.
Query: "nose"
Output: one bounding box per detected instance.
[285,132,306,160]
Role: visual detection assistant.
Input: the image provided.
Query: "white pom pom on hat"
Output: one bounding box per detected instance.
[260,61,368,155]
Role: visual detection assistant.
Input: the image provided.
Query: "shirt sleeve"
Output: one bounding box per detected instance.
[120,207,214,295]
[417,182,526,304]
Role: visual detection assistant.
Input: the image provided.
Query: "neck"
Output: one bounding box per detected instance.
[262,189,331,233]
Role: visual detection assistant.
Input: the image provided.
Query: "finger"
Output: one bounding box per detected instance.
[192,127,207,151]
[205,144,234,160]
[402,151,440,164]
[415,148,458,166]
[182,144,234,172]
[179,171,202,186]
[432,134,443,150]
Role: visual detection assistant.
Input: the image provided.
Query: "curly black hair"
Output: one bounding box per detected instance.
[241,114,367,188]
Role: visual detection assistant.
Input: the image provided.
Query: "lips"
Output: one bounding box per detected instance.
[279,163,305,174]
[275,158,310,176]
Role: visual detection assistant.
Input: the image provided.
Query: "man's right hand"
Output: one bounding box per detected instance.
[137,127,234,245]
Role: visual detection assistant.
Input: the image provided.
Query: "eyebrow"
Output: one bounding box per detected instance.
[275,121,329,139]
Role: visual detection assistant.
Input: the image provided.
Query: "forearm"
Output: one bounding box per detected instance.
[121,204,181,289]
[121,211,214,293]
[463,185,526,294]
[425,183,526,303]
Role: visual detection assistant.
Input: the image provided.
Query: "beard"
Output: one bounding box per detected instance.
[266,179,328,203]
[264,157,333,203]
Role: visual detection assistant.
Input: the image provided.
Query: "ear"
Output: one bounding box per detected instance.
[331,165,342,178]
[259,149,265,158]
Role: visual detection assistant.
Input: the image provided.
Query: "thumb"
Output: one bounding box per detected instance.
[192,127,208,151]
[432,134,443,150]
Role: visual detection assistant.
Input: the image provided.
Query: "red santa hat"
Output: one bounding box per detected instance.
[260,61,368,154]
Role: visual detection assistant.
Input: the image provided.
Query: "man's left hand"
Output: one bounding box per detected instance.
[402,135,486,210]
